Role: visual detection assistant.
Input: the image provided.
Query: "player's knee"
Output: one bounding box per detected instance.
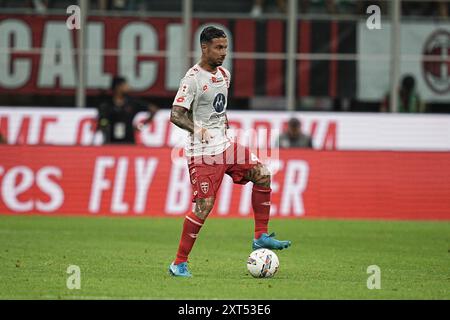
[194,197,215,220]
[255,164,271,188]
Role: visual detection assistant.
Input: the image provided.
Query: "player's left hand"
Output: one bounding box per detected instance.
[195,127,212,144]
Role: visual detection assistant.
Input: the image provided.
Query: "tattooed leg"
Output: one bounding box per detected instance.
[194,197,216,220]
[244,163,271,188]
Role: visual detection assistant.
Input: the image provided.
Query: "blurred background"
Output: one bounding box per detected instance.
[0,0,448,113]
[0,1,449,218]
[1,2,449,300]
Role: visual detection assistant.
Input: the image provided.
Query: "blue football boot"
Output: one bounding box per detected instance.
[168,262,192,277]
[252,232,291,250]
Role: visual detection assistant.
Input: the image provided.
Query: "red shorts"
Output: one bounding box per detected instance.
[187,143,260,202]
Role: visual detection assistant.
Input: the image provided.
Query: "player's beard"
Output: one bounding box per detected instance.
[215,58,224,66]
[209,57,224,68]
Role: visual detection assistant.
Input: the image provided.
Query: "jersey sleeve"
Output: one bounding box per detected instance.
[172,76,197,110]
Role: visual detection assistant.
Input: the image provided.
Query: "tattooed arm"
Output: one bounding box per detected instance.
[170,106,194,134]
[171,106,211,142]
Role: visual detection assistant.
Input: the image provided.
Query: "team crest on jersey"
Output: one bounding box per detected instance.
[213,93,226,113]
[200,182,209,194]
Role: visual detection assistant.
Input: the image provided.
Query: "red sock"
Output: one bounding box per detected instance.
[174,211,205,264]
[252,185,271,239]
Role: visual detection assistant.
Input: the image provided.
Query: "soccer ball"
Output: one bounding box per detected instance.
[246,248,279,278]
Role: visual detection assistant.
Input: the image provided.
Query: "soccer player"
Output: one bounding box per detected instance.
[168,26,291,277]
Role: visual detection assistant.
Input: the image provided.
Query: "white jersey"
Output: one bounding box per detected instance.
[173,63,232,157]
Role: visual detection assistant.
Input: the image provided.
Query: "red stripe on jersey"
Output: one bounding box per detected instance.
[218,67,229,88]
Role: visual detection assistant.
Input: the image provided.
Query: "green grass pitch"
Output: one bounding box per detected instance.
[0,215,448,299]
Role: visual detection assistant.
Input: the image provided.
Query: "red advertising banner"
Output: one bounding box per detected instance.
[1,146,449,220]
[0,15,250,97]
